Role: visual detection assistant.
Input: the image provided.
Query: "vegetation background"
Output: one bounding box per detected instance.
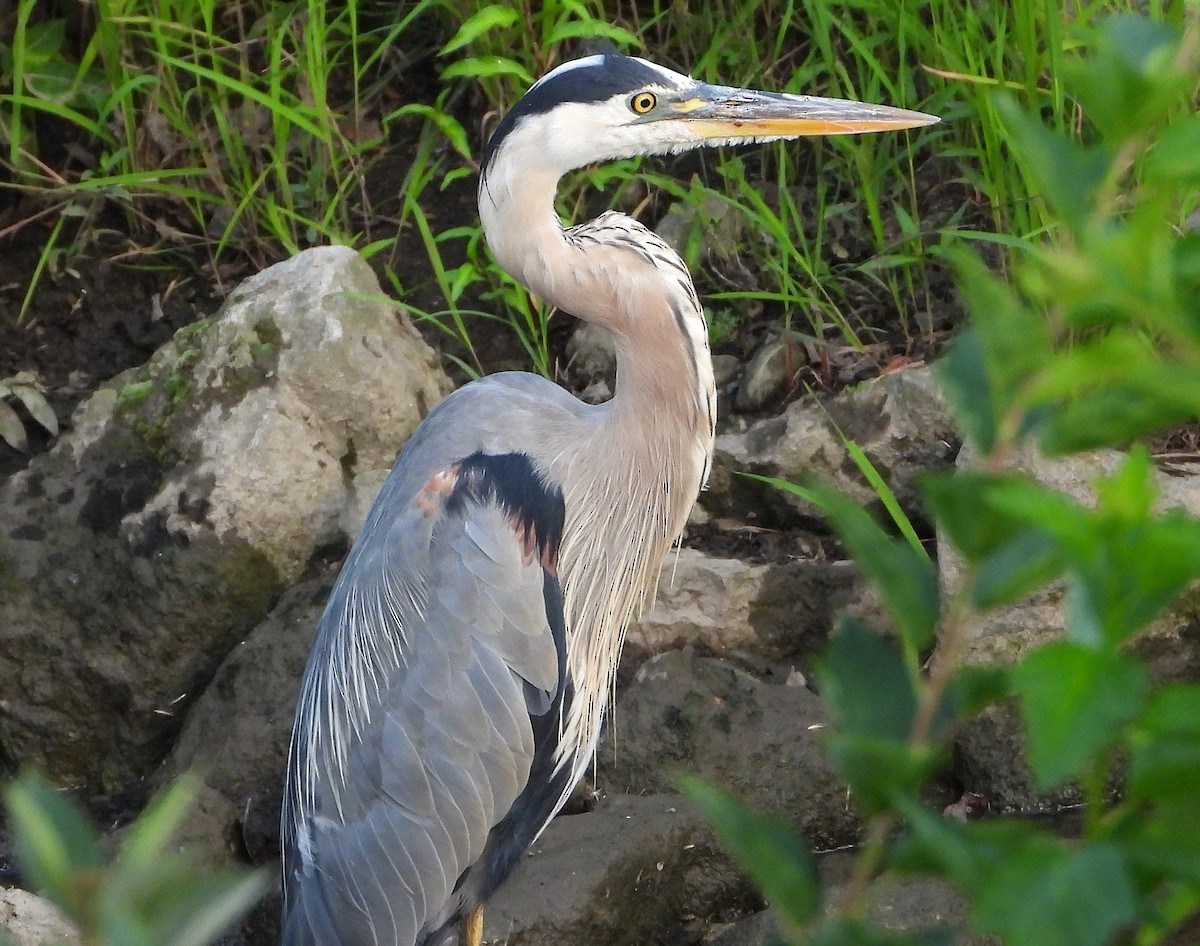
[2,1,1200,944]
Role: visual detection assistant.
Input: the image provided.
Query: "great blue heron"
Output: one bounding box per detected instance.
[281,52,935,946]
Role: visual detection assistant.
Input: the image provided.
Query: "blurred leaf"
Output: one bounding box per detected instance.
[1066,15,1184,140]
[4,772,103,909]
[118,776,197,870]
[1011,642,1145,788]
[934,326,995,453]
[1116,801,1200,889]
[998,95,1113,234]
[941,665,1010,721]
[971,529,1062,610]
[974,840,1137,946]
[818,619,916,742]
[804,485,938,656]
[891,796,990,886]
[440,6,522,56]
[945,251,1053,437]
[681,778,820,929]
[146,871,270,946]
[1146,114,1200,181]
[925,472,1066,607]
[824,734,943,814]
[1128,685,1200,805]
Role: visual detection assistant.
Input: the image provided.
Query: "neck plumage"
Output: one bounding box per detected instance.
[479,156,717,803]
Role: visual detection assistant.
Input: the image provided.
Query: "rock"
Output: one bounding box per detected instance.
[0,889,78,946]
[708,910,780,946]
[484,794,759,946]
[950,702,1079,812]
[708,872,996,946]
[655,195,744,263]
[566,321,616,389]
[712,354,741,388]
[735,340,788,412]
[0,246,450,788]
[710,366,957,524]
[625,548,878,665]
[598,649,860,848]
[156,575,333,868]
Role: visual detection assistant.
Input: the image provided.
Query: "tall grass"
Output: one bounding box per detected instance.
[2,0,1190,366]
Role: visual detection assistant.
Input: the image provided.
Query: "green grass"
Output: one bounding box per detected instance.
[2,0,1191,369]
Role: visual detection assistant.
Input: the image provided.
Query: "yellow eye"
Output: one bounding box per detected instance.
[630,92,657,115]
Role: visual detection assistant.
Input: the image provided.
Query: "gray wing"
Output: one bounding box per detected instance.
[281,411,568,946]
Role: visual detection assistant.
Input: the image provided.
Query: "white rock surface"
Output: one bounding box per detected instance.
[0,889,78,946]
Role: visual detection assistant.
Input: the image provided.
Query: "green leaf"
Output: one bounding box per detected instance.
[440,56,534,85]
[4,771,103,909]
[941,665,1010,721]
[998,96,1114,234]
[150,871,270,946]
[818,619,917,742]
[891,796,990,887]
[1128,685,1200,805]
[439,6,522,56]
[924,472,1065,607]
[118,776,197,870]
[974,840,1137,946]
[17,18,65,65]
[680,778,820,929]
[971,528,1062,610]
[805,484,938,656]
[1011,642,1145,789]
[543,21,640,48]
[933,327,995,453]
[1146,114,1200,181]
[0,399,29,452]
[11,384,58,436]
[823,734,943,814]
[1067,15,1183,140]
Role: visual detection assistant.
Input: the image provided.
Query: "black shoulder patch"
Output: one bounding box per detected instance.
[481,54,670,171]
[447,452,566,567]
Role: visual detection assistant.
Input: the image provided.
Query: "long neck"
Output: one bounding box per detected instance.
[479,161,715,455]
[480,158,717,789]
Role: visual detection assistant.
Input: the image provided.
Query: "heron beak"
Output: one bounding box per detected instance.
[672,84,939,138]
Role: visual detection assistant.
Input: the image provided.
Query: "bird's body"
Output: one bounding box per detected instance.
[281,52,935,946]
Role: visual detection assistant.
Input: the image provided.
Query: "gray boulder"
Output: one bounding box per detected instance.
[626,548,879,666]
[710,366,956,524]
[0,246,450,788]
[155,575,333,867]
[598,649,860,848]
[484,794,757,946]
[0,889,78,946]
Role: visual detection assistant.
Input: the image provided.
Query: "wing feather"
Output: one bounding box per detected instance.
[282,450,566,946]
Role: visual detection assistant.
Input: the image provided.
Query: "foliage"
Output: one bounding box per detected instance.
[0,372,57,451]
[686,9,1200,946]
[2,772,267,946]
[3,0,1180,370]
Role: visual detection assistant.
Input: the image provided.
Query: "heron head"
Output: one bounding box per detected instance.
[480,53,938,185]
